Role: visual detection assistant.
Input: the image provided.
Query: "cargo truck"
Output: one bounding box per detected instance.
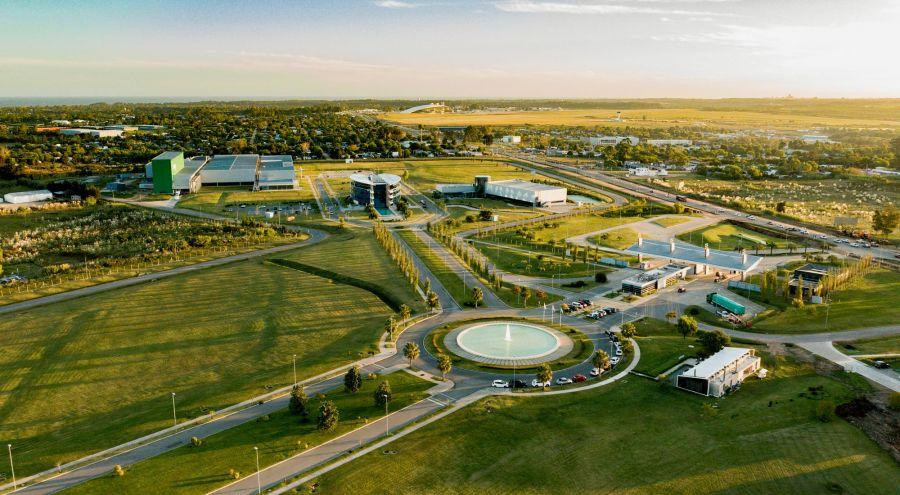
[706,292,746,316]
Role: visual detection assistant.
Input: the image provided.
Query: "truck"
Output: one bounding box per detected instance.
[706,292,746,316]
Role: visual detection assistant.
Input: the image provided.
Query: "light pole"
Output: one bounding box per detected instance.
[253,446,261,494]
[292,354,297,386]
[382,393,389,437]
[7,444,15,490]
[171,392,177,426]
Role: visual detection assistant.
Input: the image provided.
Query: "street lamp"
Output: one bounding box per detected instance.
[253,446,261,494]
[171,393,177,426]
[292,354,297,386]
[7,444,15,490]
[382,393,390,437]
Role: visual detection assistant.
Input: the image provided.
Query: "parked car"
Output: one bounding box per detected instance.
[556,377,573,385]
[511,379,528,389]
[677,287,686,293]
[590,368,601,377]
[610,356,621,366]
[491,379,509,388]
[615,348,623,357]
[872,360,890,369]
[531,378,550,388]
[573,374,587,383]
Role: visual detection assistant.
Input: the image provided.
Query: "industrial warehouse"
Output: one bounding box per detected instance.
[147,151,298,194]
[435,175,567,207]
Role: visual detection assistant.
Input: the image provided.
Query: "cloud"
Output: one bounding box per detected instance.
[494,1,732,16]
[374,0,418,8]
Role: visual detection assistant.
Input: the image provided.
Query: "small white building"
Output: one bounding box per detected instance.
[676,347,762,397]
[801,135,830,144]
[3,190,54,204]
[583,135,639,147]
[647,139,692,147]
[500,135,522,144]
[58,128,124,138]
[628,167,667,177]
[484,179,567,207]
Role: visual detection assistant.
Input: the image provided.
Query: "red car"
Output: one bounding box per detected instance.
[573,374,587,383]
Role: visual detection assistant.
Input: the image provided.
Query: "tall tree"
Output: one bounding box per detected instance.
[471,287,483,308]
[437,353,452,379]
[537,363,553,389]
[592,349,610,371]
[403,341,420,366]
[374,380,392,407]
[344,366,362,393]
[399,304,411,322]
[620,322,637,338]
[873,206,899,236]
[317,400,339,431]
[288,385,308,419]
[677,315,698,339]
[697,329,731,357]
[426,290,440,311]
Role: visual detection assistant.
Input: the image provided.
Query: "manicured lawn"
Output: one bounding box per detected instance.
[521,214,641,243]
[473,243,605,278]
[65,373,433,495]
[397,230,470,307]
[631,318,700,377]
[589,227,638,249]
[751,269,900,334]
[402,160,534,192]
[677,222,791,251]
[312,353,896,494]
[650,215,693,228]
[178,188,317,215]
[0,251,396,477]
[836,335,900,356]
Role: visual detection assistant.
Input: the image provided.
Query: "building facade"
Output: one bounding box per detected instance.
[350,173,402,208]
[676,347,762,397]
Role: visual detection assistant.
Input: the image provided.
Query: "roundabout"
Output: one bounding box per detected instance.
[443,320,574,367]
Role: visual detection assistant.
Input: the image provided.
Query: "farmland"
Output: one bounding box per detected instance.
[312,351,896,494]
[0,242,401,477]
[65,372,433,495]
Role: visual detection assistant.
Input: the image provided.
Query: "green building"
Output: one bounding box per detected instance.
[150,151,185,194]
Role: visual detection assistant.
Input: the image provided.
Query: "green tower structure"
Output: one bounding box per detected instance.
[150,151,185,194]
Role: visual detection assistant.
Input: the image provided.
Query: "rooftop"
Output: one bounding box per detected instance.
[153,151,183,161]
[489,179,565,192]
[622,263,689,285]
[173,157,208,189]
[350,173,402,186]
[626,239,761,272]
[205,154,259,171]
[682,347,754,379]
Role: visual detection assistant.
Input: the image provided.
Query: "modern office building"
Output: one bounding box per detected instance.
[789,263,829,297]
[256,155,298,190]
[676,347,762,397]
[148,152,297,194]
[435,175,567,207]
[620,263,691,296]
[350,173,402,208]
[150,151,186,194]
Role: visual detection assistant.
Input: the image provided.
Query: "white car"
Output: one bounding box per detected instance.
[615,348,623,356]
[531,378,550,387]
[610,356,621,366]
[491,379,509,388]
[556,377,573,385]
[590,368,601,377]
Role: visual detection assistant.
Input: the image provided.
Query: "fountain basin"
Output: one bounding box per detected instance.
[443,321,574,367]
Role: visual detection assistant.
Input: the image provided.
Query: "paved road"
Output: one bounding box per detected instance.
[0,232,326,316]
[210,391,447,495]
[799,341,900,392]
[410,228,505,309]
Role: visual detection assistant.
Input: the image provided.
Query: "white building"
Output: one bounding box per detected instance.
[801,135,831,144]
[200,154,260,186]
[256,155,298,190]
[484,179,567,206]
[58,128,124,138]
[500,135,522,144]
[647,139,692,147]
[583,135,639,147]
[628,167,667,177]
[3,190,54,204]
[676,347,762,397]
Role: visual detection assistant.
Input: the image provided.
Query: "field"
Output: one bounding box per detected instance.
[589,227,639,250]
[380,105,900,130]
[509,213,642,244]
[651,216,693,228]
[65,372,432,495]
[645,176,899,238]
[631,318,701,377]
[473,242,605,278]
[677,222,792,251]
[178,188,318,216]
[397,230,470,307]
[0,243,401,477]
[836,336,900,356]
[312,351,896,494]
[751,269,900,334]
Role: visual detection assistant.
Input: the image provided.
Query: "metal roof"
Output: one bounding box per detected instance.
[489,179,565,193]
[681,347,754,379]
[350,173,401,186]
[173,157,208,189]
[626,239,761,272]
[153,151,182,160]
[205,154,259,171]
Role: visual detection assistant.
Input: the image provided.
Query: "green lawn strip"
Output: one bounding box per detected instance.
[473,242,605,278]
[65,373,433,495]
[835,335,900,356]
[683,305,731,329]
[397,230,470,307]
[588,227,639,250]
[650,216,693,228]
[631,318,700,377]
[311,353,896,495]
[676,221,793,251]
[750,269,900,334]
[0,255,394,477]
[424,317,592,374]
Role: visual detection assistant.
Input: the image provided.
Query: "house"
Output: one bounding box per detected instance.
[676,347,762,397]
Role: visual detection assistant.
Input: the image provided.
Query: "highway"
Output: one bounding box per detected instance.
[498,149,899,262]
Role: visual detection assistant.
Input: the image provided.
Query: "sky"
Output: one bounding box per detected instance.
[1,0,898,99]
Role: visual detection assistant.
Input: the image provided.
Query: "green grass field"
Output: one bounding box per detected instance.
[0,247,400,477]
[589,227,639,250]
[631,318,700,376]
[473,243,605,278]
[751,269,900,334]
[650,215,693,228]
[678,222,791,251]
[397,230,470,307]
[64,372,433,495]
[178,188,317,215]
[836,336,900,356]
[311,351,895,494]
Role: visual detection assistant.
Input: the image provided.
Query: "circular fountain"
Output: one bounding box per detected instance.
[443,321,573,367]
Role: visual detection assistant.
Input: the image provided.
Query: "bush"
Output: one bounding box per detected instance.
[229,469,240,480]
[114,464,125,477]
[687,306,700,316]
[594,272,607,283]
[190,436,202,447]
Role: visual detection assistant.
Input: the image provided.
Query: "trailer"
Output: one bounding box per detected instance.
[706,292,746,316]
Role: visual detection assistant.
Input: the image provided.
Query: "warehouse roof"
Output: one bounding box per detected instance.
[350,173,401,186]
[488,179,564,192]
[205,154,259,171]
[153,151,183,160]
[173,157,208,189]
[681,347,753,379]
[625,239,761,272]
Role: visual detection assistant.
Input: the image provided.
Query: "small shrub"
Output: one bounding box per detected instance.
[688,306,700,316]
[190,436,202,447]
[229,468,240,479]
[114,464,125,477]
